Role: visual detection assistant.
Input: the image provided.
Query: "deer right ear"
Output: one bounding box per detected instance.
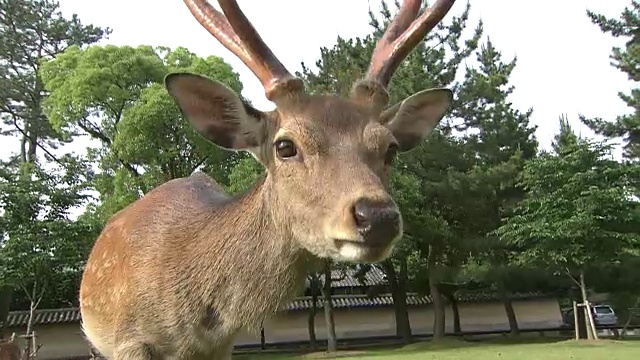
[165,73,267,150]
[379,88,452,152]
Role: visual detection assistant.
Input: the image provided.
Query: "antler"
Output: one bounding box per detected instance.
[353,0,456,106]
[183,0,304,102]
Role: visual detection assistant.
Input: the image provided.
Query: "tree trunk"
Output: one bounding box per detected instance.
[580,269,598,340]
[427,245,445,339]
[259,324,265,350]
[307,306,317,350]
[578,270,595,340]
[322,265,337,353]
[439,284,460,335]
[501,293,519,336]
[382,259,412,343]
[444,294,461,335]
[308,274,319,350]
[0,286,13,339]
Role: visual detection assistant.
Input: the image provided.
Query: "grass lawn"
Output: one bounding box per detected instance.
[235,338,640,360]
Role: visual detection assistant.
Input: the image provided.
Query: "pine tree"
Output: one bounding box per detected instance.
[581,1,640,161]
[553,115,580,154]
[456,39,539,336]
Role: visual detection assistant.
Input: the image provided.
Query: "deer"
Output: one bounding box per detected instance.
[79,0,456,359]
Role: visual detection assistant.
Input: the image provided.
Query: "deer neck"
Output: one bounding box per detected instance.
[192,174,309,331]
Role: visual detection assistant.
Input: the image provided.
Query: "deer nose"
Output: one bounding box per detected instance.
[352,198,401,246]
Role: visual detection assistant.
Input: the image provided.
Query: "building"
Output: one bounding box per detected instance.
[3,268,563,359]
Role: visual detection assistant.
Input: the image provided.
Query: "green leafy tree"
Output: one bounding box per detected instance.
[0,158,97,339]
[581,1,640,161]
[497,120,640,314]
[0,0,107,336]
[40,45,244,221]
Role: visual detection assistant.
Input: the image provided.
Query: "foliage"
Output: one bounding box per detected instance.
[497,122,640,274]
[40,45,244,220]
[582,1,640,161]
[0,158,97,309]
[451,39,539,310]
[0,0,109,163]
[226,155,264,195]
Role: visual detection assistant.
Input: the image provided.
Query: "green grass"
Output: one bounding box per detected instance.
[235,338,640,360]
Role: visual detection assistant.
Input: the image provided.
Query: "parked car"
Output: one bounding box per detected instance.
[592,304,619,326]
[562,304,619,327]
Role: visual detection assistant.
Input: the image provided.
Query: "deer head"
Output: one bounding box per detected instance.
[166,0,455,263]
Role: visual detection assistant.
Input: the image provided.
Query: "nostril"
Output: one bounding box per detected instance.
[352,200,371,229]
[385,209,400,223]
[351,198,401,245]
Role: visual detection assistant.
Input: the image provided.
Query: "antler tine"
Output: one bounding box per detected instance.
[183,0,303,102]
[183,1,247,64]
[366,0,457,89]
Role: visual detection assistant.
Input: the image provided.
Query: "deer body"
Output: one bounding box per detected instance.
[80,1,457,359]
[81,173,309,359]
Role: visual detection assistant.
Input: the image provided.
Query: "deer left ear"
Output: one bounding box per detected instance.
[380,88,453,152]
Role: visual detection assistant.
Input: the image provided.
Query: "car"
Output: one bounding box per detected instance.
[562,304,619,327]
[592,304,619,326]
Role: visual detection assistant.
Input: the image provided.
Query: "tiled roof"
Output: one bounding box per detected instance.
[326,267,387,288]
[303,267,388,289]
[284,294,430,311]
[4,307,81,328]
[3,291,552,328]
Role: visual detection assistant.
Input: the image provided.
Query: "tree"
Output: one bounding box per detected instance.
[0,0,108,163]
[306,272,321,350]
[497,120,640,338]
[317,261,348,353]
[0,0,108,334]
[40,45,244,221]
[403,131,488,339]
[453,38,539,336]
[0,157,96,352]
[581,1,640,161]
[395,38,539,339]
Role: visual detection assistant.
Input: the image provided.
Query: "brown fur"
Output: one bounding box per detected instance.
[80,1,456,359]
[81,173,311,359]
[0,339,20,360]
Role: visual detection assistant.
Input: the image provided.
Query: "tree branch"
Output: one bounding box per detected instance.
[565,267,581,288]
[9,113,62,165]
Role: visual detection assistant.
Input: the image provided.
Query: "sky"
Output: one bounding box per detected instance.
[1,0,634,160]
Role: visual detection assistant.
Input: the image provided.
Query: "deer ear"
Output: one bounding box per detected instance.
[165,73,267,150]
[380,88,453,152]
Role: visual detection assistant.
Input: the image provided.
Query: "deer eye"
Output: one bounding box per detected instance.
[275,139,297,159]
[384,143,399,165]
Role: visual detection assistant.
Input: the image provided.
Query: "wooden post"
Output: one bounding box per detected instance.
[30,331,36,359]
[573,301,580,340]
[585,300,599,340]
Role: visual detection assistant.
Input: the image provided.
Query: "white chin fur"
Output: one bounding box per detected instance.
[335,242,395,263]
[337,242,368,262]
